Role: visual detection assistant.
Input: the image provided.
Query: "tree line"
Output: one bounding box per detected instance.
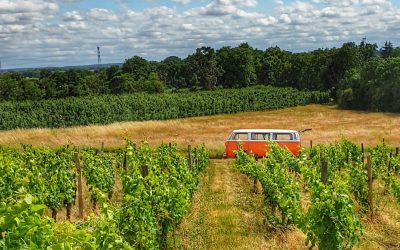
[0,40,399,111]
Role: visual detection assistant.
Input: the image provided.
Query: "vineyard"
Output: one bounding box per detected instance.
[0,86,329,130]
[235,139,400,249]
[2,138,400,249]
[0,142,209,249]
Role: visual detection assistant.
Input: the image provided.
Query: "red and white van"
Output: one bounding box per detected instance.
[224,129,301,158]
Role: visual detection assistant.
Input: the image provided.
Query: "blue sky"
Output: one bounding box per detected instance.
[1,0,400,69]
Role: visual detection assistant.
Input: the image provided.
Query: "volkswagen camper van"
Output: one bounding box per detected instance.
[224,129,301,158]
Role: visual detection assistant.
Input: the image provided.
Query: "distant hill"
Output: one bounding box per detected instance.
[0,63,123,73]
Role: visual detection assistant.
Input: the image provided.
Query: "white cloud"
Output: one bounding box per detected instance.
[172,0,191,4]
[0,0,399,69]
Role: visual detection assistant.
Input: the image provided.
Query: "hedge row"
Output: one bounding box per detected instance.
[0,86,329,130]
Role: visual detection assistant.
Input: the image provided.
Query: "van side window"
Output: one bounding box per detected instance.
[233,133,248,140]
[273,133,293,141]
[251,133,270,140]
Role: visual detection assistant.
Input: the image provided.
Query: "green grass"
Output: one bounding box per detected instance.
[173,160,306,249]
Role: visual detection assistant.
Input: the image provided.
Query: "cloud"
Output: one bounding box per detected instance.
[172,0,191,4]
[0,0,399,69]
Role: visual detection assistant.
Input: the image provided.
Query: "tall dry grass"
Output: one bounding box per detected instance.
[1,104,399,152]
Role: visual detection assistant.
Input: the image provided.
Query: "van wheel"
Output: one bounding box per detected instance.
[254,154,259,161]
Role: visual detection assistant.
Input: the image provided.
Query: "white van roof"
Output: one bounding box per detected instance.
[232,129,298,133]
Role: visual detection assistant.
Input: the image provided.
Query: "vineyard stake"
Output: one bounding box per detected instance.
[310,140,313,149]
[194,148,198,169]
[123,151,127,172]
[141,165,149,178]
[382,138,385,145]
[366,155,373,214]
[188,145,192,170]
[74,151,84,219]
[52,209,57,222]
[361,143,364,164]
[66,203,72,222]
[320,153,328,184]
[396,147,399,157]
[101,142,104,152]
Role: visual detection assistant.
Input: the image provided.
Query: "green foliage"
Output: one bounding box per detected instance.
[369,143,391,179]
[184,46,223,90]
[347,161,369,207]
[235,140,365,249]
[85,203,134,250]
[235,143,302,227]
[0,150,27,202]
[338,57,400,112]
[302,181,362,250]
[122,56,152,80]
[22,146,76,209]
[0,195,53,249]
[82,149,115,202]
[120,142,209,248]
[0,143,209,249]
[216,43,257,88]
[0,85,329,130]
[391,177,400,204]
[0,195,95,249]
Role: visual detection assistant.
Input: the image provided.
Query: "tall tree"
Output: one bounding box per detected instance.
[323,42,362,95]
[158,56,185,88]
[258,46,292,87]
[184,47,222,90]
[217,43,257,88]
[122,56,152,80]
[381,41,394,58]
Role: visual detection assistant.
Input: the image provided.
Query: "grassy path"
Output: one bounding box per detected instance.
[174,160,400,250]
[174,159,305,250]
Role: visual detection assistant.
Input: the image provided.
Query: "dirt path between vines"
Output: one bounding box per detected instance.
[173,159,306,250]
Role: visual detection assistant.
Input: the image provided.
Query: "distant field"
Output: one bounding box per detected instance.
[1,104,399,153]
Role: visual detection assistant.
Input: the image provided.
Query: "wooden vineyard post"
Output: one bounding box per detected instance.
[320,153,328,184]
[123,151,127,172]
[141,165,149,178]
[310,140,313,149]
[74,151,84,219]
[382,138,385,145]
[361,143,364,164]
[52,209,57,222]
[188,145,192,170]
[194,148,198,169]
[66,203,72,222]
[396,147,399,157]
[366,155,373,214]
[168,142,172,149]
[101,142,104,152]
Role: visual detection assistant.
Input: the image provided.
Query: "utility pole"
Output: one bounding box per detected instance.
[97,46,101,68]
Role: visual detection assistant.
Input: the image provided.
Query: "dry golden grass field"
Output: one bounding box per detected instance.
[1,104,400,153]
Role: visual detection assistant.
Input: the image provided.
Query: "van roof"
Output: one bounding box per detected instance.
[232,129,298,133]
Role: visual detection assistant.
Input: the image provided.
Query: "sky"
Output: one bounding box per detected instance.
[0,0,400,69]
